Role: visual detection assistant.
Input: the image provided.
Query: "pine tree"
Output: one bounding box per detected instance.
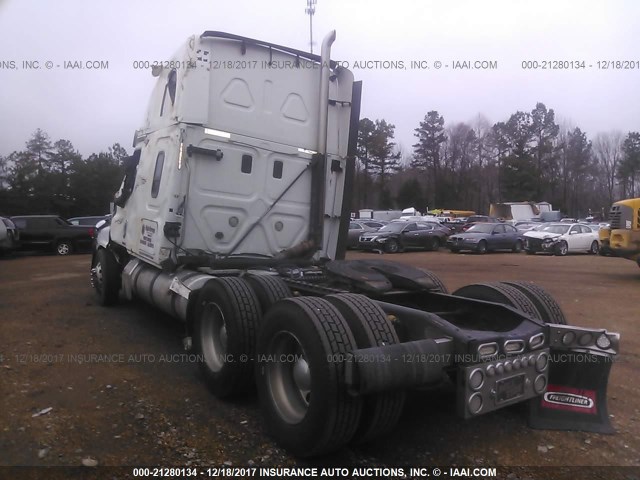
[412,111,446,206]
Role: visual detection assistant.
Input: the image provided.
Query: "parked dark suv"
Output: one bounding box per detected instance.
[10,215,94,255]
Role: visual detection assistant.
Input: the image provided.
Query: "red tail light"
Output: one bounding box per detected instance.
[89,227,95,238]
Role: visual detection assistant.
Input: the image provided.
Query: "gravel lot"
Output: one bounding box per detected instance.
[1,251,639,478]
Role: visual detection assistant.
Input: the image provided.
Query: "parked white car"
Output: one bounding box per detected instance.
[523,223,600,256]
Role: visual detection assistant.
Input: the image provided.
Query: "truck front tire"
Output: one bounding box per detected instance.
[93,248,120,306]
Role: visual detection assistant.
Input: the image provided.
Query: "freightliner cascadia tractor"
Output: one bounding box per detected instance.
[91,31,619,457]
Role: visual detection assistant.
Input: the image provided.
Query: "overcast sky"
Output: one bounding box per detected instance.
[0,0,638,158]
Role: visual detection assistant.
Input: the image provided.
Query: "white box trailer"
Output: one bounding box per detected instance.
[358,209,402,221]
[91,31,619,457]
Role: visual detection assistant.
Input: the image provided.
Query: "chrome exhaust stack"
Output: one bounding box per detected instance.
[317,30,336,156]
[308,30,336,251]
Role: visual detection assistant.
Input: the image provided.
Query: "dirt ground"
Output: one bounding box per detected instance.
[1,250,639,478]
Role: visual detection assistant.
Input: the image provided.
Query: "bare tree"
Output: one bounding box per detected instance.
[593,131,623,205]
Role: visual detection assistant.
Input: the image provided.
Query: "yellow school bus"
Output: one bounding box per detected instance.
[600,197,640,267]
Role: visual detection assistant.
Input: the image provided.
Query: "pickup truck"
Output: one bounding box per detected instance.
[11,215,94,255]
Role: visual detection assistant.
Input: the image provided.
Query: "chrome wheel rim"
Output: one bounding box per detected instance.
[58,243,70,255]
[201,302,227,372]
[266,331,311,424]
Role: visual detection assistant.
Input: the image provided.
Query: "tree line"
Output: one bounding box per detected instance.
[0,129,125,218]
[355,103,640,218]
[1,105,639,220]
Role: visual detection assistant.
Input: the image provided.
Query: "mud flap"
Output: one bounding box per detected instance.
[528,325,619,434]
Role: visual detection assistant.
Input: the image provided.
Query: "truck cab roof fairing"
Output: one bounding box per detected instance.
[199,31,338,69]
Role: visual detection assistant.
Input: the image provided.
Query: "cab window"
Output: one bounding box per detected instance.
[160,70,177,117]
[151,152,165,198]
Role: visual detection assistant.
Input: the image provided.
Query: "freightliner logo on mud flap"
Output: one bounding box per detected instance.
[544,392,594,408]
[541,385,597,414]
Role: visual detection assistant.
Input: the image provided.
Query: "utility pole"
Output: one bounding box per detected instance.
[305,0,317,53]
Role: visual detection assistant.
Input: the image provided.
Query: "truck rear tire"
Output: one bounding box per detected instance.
[93,248,120,306]
[452,282,541,320]
[245,274,291,314]
[418,268,449,293]
[325,293,406,443]
[256,297,362,457]
[194,277,261,398]
[501,281,567,325]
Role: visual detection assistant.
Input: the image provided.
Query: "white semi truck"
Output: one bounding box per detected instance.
[92,30,619,457]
